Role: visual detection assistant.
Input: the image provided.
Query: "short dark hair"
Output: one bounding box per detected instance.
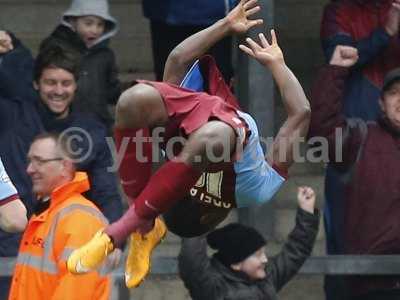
[33,44,81,82]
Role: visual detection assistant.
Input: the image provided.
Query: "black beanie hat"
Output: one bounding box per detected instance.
[206,223,266,266]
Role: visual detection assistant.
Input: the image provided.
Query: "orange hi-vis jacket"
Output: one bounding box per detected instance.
[8,172,110,300]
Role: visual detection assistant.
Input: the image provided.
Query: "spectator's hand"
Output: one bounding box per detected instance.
[105,248,122,271]
[226,0,263,35]
[0,31,13,54]
[0,199,27,232]
[297,186,315,214]
[239,29,284,68]
[329,45,358,67]
[385,0,400,36]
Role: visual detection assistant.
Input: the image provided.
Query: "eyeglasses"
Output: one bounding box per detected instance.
[27,157,63,167]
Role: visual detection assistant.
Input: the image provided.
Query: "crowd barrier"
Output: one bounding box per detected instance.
[2,255,400,299]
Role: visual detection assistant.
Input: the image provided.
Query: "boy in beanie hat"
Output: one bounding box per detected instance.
[207,223,266,268]
[40,0,121,131]
[178,187,320,299]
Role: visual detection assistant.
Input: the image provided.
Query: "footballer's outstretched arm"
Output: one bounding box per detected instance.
[240,29,311,172]
[163,0,263,85]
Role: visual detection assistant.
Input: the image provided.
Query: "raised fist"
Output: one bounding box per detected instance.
[329,45,358,68]
[0,31,13,54]
[297,186,315,214]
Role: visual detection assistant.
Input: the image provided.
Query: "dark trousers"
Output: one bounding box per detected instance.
[149,21,234,83]
[324,166,350,300]
[0,277,11,300]
[0,232,22,300]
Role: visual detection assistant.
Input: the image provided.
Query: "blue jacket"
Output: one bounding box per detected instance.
[143,0,238,25]
[0,34,123,256]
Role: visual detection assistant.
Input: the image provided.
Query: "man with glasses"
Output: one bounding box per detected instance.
[8,132,110,300]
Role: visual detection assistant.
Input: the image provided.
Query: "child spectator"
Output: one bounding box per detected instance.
[178,187,319,300]
[40,0,121,130]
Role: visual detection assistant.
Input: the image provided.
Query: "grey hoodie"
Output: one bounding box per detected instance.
[61,0,119,47]
[40,0,122,130]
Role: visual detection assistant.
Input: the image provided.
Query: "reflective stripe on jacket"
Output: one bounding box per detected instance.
[8,172,110,300]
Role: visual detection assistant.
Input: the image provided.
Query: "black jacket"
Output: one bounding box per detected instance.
[40,25,121,130]
[178,208,320,300]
